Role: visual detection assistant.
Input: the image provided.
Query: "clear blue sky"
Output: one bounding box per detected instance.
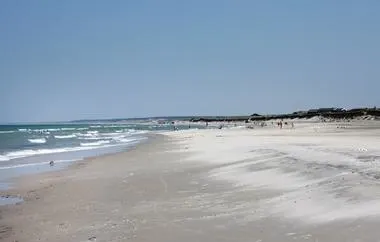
[1,0,379,122]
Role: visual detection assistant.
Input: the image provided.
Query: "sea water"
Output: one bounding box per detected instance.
[0,121,197,200]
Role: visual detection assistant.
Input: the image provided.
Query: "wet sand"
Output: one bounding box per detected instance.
[1,122,380,241]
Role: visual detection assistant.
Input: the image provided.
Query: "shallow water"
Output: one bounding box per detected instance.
[0,139,143,191]
[0,195,23,206]
[0,121,204,205]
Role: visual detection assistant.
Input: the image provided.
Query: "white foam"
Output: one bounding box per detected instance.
[3,146,103,160]
[54,134,76,139]
[45,128,61,132]
[113,136,135,143]
[0,131,15,134]
[98,130,147,138]
[76,133,97,137]
[0,155,10,161]
[100,132,123,137]
[31,129,60,132]
[103,125,130,128]
[127,129,148,135]
[79,137,105,140]
[122,138,139,143]
[0,136,143,162]
[80,140,110,147]
[87,131,99,134]
[28,138,47,144]
[133,130,148,135]
[61,128,77,131]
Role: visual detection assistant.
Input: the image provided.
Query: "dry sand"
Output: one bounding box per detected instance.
[1,122,380,242]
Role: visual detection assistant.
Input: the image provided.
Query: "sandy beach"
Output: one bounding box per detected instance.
[1,121,380,241]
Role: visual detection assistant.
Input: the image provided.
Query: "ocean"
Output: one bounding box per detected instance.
[0,121,196,191]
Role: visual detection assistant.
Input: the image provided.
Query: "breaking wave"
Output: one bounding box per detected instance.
[1,145,114,161]
[0,155,10,161]
[28,138,47,144]
[90,125,102,128]
[114,137,135,143]
[79,137,106,140]
[54,134,76,139]
[0,131,15,134]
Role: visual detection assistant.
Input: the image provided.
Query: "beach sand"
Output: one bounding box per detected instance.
[1,122,380,241]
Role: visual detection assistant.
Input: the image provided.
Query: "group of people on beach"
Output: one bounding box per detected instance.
[276,121,294,129]
[170,119,295,132]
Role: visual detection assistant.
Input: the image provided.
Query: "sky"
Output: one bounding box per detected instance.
[1,0,379,123]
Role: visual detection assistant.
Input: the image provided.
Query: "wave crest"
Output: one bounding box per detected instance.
[0,131,15,134]
[2,145,109,160]
[0,155,10,161]
[28,138,47,144]
[54,134,76,139]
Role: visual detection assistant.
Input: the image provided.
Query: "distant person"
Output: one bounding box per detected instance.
[49,161,54,166]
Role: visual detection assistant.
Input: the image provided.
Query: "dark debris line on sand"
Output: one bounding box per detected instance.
[0,223,12,241]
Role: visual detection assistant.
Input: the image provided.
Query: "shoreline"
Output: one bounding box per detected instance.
[0,133,177,242]
[1,122,380,241]
[0,134,152,207]
[0,122,199,184]
[0,133,156,196]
